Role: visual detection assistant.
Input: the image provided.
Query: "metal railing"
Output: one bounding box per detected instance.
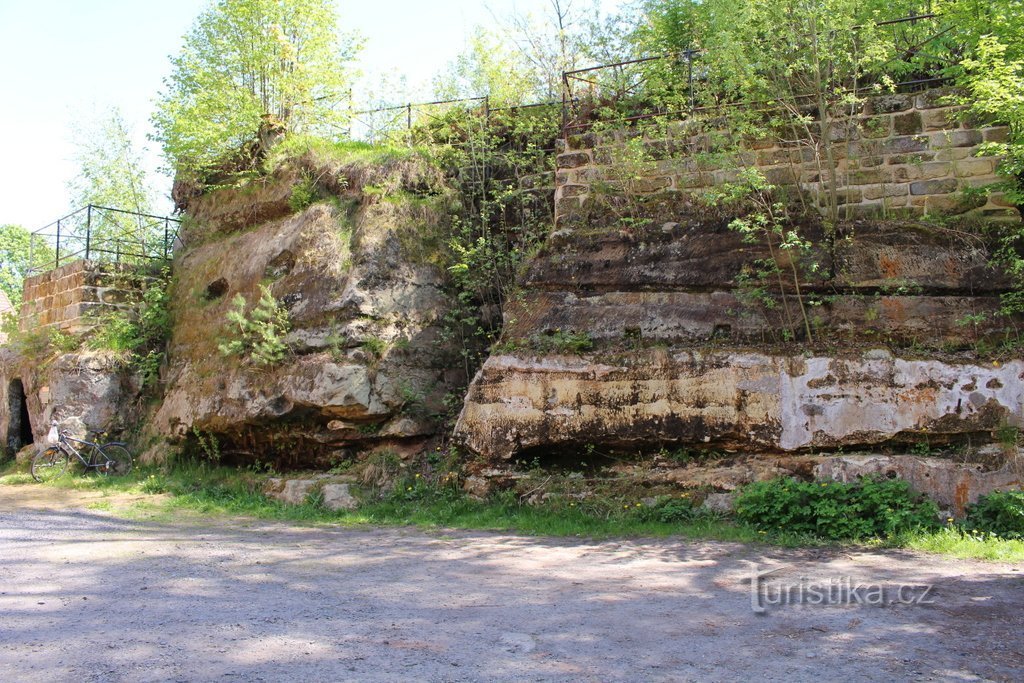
[28,205,181,275]
[352,12,959,143]
[349,95,563,145]
[561,12,956,135]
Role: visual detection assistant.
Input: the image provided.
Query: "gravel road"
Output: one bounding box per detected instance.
[0,486,1021,682]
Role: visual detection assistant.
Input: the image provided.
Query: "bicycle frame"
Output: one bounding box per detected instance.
[56,434,107,471]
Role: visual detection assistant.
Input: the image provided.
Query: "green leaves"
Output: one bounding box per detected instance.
[218,285,291,366]
[152,0,359,174]
[965,490,1024,539]
[0,224,47,308]
[734,477,940,540]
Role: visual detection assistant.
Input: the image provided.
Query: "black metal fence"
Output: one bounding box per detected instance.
[351,12,956,142]
[349,95,563,144]
[28,205,181,275]
[560,13,955,135]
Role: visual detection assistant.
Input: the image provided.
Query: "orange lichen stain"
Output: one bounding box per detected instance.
[878,253,902,279]
[880,297,907,323]
[953,478,971,516]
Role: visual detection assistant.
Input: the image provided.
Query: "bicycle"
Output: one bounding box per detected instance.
[31,430,134,483]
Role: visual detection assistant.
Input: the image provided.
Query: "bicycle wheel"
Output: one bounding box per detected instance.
[97,444,133,476]
[31,447,69,483]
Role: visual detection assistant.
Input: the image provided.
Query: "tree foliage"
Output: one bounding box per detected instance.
[69,108,159,257]
[152,0,359,174]
[432,1,630,106]
[0,224,51,308]
[70,108,154,215]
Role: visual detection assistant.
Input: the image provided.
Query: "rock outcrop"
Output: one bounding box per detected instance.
[457,350,1023,460]
[154,152,461,466]
[456,197,1022,463]
[0,348,140,454]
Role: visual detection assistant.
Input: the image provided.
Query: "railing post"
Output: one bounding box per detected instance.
[164,218,169,259]
[55,219,61,270]
[85,204,92,261]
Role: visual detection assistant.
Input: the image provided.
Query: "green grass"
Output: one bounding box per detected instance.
[2,459,1022,561]
[264,134,429,173]
[895,527,1024,562]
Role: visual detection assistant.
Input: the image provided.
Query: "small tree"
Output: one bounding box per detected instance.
[152,0,360,175]
[69,108,157,259]
[0,224,52,308]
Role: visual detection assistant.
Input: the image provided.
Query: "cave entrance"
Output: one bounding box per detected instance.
[7,379,33,454]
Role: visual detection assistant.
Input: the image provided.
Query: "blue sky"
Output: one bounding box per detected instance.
[0,0,625,230]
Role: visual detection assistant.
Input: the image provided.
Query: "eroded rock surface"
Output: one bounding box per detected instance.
[155,154,460,466]
[457,351,1024,460]
[0,349,140,453]
[457,203,1022,464]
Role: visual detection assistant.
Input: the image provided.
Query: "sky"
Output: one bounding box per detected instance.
[0,0,626,231]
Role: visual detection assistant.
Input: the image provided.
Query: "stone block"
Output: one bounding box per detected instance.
[955,158,997,177]
[862,184,909,200]
[878,136,929,155]
[893,111,923,135]
[983,126,1010,143]
[935,146,980,162]
[865,93,912,114]
[762,166,798,185]
[887,151,935,165]
[757,148,801,165]
[859,116,891,138]
[322,483,359,511]
[914,89,955,110]
[559,184,588,198]
[627,176,673,194]
[921,107,956,131]
[847,168,892,185]
[930,129,982,148]
[910,179,957,195]
[556,151,591,169]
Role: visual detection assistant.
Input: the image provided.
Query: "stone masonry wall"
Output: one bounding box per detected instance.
[19,260,139,335]
[555,89,1017,225]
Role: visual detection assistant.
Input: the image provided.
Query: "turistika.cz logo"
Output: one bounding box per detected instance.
[749,564,936,613]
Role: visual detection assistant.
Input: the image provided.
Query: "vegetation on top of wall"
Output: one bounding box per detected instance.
[152,0,360,177]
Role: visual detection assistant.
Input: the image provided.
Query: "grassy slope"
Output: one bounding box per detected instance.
[2,461,1021,562]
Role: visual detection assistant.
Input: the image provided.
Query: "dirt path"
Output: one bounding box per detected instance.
[0,485,1021,682]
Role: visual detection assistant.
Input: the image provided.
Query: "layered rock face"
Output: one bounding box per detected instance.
[457,351,1023,460]
[455,200,1022,463]
[154,154,460,465]
[0,349,140,456]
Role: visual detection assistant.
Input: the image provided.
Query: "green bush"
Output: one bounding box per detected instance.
[217,285,290,366]
[635,495,703,524]
[734,477,940,540]
[965,490,1024,540]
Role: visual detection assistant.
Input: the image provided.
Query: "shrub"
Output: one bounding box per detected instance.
[635,495,703,524]
[734,477,940,540]
[965,490,1024,540]
[217,285,290,366]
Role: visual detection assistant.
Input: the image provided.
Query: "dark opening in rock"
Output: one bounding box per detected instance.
[6,379,33,453]
[265,250,296,279]
[205,278,229,301]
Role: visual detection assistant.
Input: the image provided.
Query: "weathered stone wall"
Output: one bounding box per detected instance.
[19,260,140,335]
[456,93,1024,472]
[555,89,1016,225]
[0,348,140,457]
[154,152,462,467]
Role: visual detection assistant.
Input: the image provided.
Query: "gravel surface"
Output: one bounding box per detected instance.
[0,486,1022,682]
